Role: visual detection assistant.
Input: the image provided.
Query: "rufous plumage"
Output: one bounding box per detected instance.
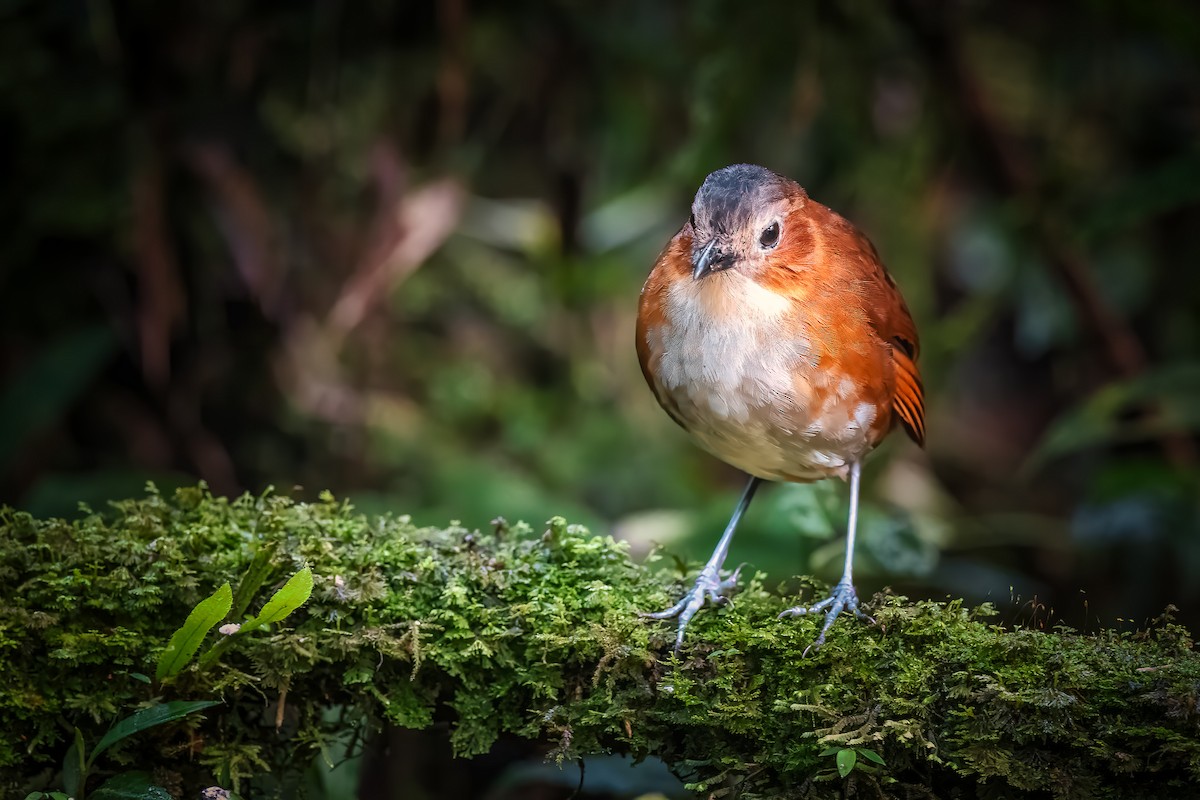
[636,163,924,651]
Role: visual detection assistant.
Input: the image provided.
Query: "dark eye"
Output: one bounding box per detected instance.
[689,211,697,228]
[759,221,780,249]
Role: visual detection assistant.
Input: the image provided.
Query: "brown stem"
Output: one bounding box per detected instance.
[131,126,187,389]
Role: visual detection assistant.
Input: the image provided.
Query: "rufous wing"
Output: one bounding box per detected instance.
[890,340,925,446]
[855,231,925,447]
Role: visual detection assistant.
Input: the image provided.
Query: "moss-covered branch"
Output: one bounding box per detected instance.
[3,487,1199,798]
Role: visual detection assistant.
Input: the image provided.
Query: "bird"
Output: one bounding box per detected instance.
[636,163,924,652]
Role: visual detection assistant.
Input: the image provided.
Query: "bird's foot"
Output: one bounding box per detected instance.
[778,579,874,657]
[641,563,744,651]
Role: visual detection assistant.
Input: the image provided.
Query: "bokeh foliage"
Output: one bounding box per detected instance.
[2,0,1200,639]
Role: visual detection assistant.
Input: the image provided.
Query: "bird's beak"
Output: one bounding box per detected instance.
[692,238,721,280]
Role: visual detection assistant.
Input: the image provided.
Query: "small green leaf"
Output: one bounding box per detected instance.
[817,746,841,757]
[62,727,86,797]
[128,672,151,684]
[156,583,232,681]
[231,544,277,620]
[91,772,172,800]
[22,792,45,800]
[836,748,857,778]
[858,747,886,766]
[90,700,221,765]
[241,568,313,633]
[50,794,71,800]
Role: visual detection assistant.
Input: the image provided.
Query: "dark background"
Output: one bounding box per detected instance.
[4,0,1200,645]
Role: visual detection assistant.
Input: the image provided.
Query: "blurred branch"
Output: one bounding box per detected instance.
[131,134,187,389]
[186,143,284,319]
[893,0,1144,378]
[275,317,367,426]
[326,158,465,337]
[265,145,460,433]
[437,0,469,146]
[894,0,1195,465]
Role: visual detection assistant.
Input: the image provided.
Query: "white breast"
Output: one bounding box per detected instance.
[655,273,808,419]
[647,272,877,481]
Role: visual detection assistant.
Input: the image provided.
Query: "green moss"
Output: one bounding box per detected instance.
[3,486,1199,798]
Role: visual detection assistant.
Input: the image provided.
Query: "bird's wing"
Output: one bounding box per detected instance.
[854,229,925,447]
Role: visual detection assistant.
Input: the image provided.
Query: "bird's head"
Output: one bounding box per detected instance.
[686,164,808,281]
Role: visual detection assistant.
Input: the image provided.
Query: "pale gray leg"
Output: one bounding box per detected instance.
[643,476,762,650]
[779,461,873,654]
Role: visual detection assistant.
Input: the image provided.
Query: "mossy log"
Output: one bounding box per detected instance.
[3,486,1199,799]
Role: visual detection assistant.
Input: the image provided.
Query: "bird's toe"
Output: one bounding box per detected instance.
[778,580,871,653]
[642,565,743,650]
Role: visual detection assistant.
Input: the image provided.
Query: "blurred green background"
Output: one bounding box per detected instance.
[4,0,1200,637]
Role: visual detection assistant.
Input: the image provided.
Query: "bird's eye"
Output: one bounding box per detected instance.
[689,212,697,228]
[759,221,780,249]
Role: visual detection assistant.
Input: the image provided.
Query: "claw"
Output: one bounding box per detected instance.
[641,564,743,650]
[779,580,874,655]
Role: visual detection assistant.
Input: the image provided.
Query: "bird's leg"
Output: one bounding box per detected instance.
[643,476,762,650]
[779,461,873,654]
